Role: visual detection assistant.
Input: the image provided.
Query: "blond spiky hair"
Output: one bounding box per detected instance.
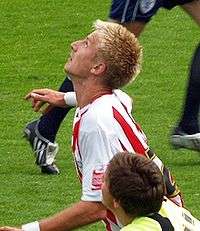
[93,19,142,89]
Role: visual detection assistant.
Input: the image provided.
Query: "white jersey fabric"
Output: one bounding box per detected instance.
[71,89,161,231]
[160,198,200,231]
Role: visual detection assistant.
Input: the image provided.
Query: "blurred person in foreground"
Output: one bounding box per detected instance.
[102,152,200,230]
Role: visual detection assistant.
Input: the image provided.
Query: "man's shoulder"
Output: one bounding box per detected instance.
[80,92,133,132]
[86,95,115,118]
[80,96,116,133]
[121,217,162,231]
[90,91,132,114]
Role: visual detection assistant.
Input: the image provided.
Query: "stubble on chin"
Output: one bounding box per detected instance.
[64,61,70,75]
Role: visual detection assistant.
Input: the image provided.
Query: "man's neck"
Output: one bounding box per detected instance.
[113,208,135,227]
[72,78,112,108]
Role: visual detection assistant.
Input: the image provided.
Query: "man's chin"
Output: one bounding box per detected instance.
[65,69,74,80]
[64,65,77,79]
[64,64,71,75]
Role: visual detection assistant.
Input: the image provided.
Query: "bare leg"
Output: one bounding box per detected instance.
[123,21,146,37]
[108,18,146,37]
[181,0,200,26]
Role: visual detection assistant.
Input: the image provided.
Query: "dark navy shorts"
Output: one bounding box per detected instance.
[109,0,194,23]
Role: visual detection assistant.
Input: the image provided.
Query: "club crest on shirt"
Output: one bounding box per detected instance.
[140,0,156,14]
[91,164,107,190]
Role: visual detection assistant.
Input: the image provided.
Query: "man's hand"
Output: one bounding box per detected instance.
[0,227,22,231]
[25,89,66,113]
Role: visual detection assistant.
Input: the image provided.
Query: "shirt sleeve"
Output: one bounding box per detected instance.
[64,92,77,106]
[79,126,117,202]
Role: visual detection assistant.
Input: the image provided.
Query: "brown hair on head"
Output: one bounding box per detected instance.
[93,20,142,89]
[107,152,165,216]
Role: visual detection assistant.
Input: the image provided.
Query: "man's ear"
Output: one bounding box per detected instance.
[113,199,120,209]
[90,62,106,76]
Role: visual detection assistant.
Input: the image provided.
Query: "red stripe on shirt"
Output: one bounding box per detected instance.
[120,101,143,133]
[106,210,118,225]
[113,107,147,155]
[103,219,112,231]
[72,109,88,154]
[72,119,81,153]
[72,109,89,181]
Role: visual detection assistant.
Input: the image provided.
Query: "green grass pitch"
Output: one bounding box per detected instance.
[0,0,199,229]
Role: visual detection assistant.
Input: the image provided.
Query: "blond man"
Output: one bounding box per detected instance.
[1,20,181,231]
[23,1,200,176]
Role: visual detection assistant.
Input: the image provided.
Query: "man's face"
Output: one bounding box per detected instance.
[101,171,114,211]
[64,31,99,78]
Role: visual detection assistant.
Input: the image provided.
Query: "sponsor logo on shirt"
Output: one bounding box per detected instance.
[91,165,107,190]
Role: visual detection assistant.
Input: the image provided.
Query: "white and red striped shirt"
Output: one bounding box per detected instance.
[71,89,161,230]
